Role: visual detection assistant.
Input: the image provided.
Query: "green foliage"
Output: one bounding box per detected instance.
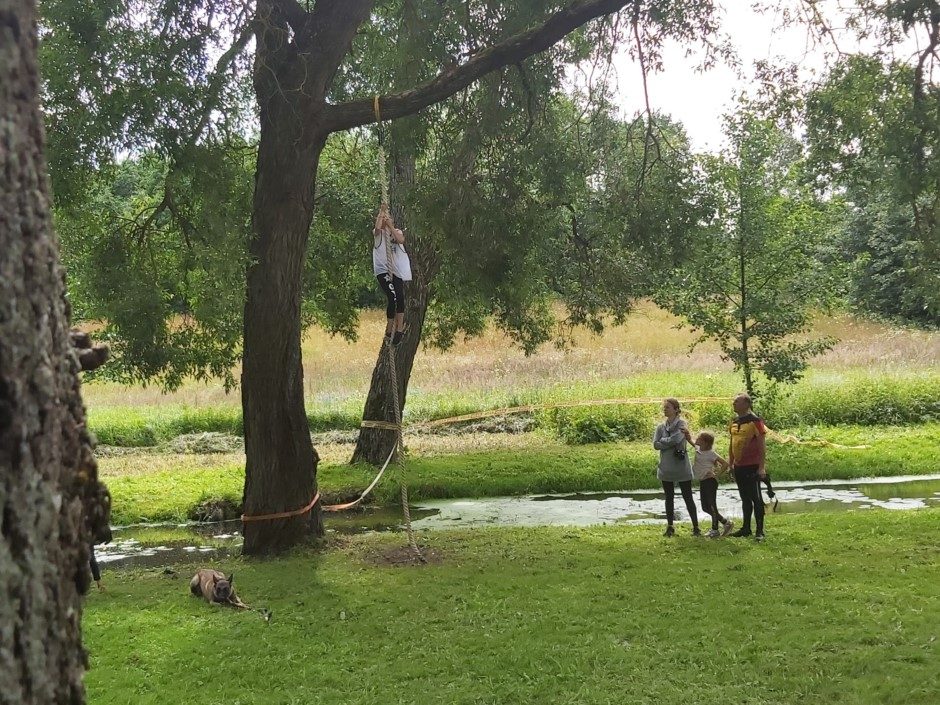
[658,109,838,395]
[805,54,940,325]
[56,147,253,388]
[544,406,649,444]
[89,405,360,447]
[769,374,940,426]
[43,0,729,384]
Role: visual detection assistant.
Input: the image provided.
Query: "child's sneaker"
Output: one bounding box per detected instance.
[755,532,766,543]
[706,528,720,538]
[663,526,675,537]
[721,520,735,537]
[392,331,404,345]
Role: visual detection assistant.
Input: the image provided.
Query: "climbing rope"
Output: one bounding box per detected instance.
[374,94,423,561]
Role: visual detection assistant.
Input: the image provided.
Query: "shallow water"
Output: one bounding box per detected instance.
[412,475,940,529]
[99,474,940,570]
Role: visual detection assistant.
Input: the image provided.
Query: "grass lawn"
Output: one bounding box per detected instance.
[102,424,940,525]
[83,509,940,705]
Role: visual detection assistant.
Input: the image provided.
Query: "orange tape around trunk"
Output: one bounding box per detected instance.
[241,491,321,523]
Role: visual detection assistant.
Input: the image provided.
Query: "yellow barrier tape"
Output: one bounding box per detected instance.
[766,429,870,450]
[360,420,401,431]
[417,397,731,429]
[362,396,870,448]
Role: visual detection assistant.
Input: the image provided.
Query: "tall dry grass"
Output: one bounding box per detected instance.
[82,302,939,410]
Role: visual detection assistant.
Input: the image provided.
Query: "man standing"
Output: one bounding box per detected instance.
[728,393,768,542]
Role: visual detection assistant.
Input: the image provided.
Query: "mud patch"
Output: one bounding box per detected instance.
[365,544,444,567]
[189,497,242,522]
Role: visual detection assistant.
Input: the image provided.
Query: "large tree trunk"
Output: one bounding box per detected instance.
[240,10,328,555]
[1,1,110,701]
[352,152,441,465]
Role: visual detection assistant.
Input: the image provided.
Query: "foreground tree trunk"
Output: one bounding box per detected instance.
[1,1,111,700]
[352,151,440,465]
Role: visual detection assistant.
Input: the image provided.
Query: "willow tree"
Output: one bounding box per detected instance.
[44,0,656,553]
[1,0,110,700]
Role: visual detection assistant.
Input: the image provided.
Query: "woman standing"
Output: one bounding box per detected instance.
[653,398,700,537]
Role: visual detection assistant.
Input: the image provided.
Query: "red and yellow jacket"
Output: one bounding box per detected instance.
[729,413,766,467]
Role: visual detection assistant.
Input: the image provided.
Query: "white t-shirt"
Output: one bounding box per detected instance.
[373,229,413,281]
[692,448,719,481]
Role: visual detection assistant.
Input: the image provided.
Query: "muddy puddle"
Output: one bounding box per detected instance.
[99,474,940,570]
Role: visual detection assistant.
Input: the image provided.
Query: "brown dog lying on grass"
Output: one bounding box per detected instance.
[190,569,247,609]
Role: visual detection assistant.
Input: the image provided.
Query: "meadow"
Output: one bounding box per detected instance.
[82,305,940,705]
[86,303,939,524]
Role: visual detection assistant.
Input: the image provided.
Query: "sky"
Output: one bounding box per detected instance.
[607,2,923,153]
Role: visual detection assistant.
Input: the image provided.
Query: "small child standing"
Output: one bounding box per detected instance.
[691,432,734,538]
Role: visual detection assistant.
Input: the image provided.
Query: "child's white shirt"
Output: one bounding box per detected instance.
[692,448,719,481]
[373,229,413,281]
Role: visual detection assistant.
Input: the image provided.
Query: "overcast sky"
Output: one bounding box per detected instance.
[608,2,923,153]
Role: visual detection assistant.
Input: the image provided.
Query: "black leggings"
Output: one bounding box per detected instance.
[89,543,101,582]
[699,478,726,529]
[377,273,405,319]
[662,480,699,528]
[735,465,765,533]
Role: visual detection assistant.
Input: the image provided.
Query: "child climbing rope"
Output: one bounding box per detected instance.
[373,203,412,345]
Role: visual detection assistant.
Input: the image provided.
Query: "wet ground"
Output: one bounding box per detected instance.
[97,474,940,570]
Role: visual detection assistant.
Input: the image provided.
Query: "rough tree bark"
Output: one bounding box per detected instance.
[242,0,633,554]
[0,1,111,702]
[352,151,441,465]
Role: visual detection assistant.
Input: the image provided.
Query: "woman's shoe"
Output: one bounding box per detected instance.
[663,526,675,537]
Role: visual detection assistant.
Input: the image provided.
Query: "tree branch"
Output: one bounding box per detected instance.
[271,0,311,33]
[323,0,634,132]
[305,0,374,95]
[189,17,254,146]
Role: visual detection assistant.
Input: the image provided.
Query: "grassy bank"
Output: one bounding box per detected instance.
[102,424,940,525]
[83,509,940,705]
[87,370,940,447]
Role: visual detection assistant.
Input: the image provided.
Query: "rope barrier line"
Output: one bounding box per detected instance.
[321,444,396,512]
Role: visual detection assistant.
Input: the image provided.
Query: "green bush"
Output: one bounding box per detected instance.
[767,375,940,426]
[90,405,359,447]
[684,401,729,432]
[92,419,159,447]
[549,406,651,445]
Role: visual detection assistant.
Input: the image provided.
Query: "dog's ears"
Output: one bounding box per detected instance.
[227,573,234,585]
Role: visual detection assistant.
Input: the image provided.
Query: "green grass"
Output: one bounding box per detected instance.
[83,509,940,705]
[103,424,940,525]
[88,370,940,447]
